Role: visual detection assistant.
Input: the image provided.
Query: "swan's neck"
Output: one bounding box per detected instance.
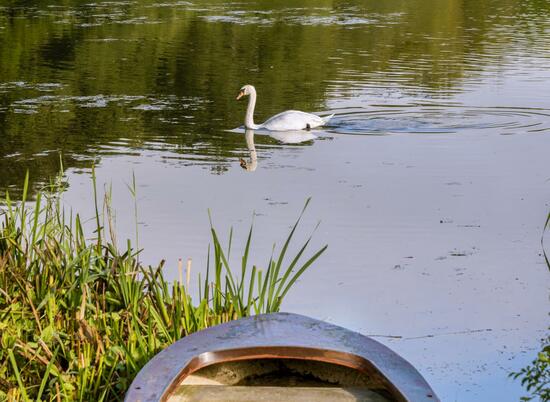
[245,89,260,129]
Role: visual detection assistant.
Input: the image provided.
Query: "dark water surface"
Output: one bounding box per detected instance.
[1,0,550,400]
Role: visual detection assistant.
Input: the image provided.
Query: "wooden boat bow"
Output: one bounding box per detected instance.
[125,312,439,402]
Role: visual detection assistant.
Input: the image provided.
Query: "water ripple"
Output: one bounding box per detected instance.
[326,104,550,135]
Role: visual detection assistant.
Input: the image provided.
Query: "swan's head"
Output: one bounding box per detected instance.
[236,84,255,100]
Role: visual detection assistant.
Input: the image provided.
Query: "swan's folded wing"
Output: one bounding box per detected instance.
[261,110,325,131]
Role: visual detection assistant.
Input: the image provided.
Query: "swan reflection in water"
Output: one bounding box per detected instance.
[239,128,317,172]
[239,129,258,171]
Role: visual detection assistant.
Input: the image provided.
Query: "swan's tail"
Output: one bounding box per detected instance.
[322,113,335,125]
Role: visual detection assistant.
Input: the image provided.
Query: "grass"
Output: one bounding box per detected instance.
[0,170,327,401]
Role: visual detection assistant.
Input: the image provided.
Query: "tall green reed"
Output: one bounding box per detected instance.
[0,171,326,401]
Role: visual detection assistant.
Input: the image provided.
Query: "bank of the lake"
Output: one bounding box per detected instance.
[0,179,326,400]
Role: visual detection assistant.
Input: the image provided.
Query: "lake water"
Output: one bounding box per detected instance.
[1,0,550,400]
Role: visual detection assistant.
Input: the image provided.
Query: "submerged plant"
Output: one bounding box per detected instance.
[0,171,326,401]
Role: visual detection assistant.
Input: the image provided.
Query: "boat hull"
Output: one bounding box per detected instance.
[125,312,439,402]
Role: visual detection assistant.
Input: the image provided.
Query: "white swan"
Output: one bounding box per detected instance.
[236,84,333,131]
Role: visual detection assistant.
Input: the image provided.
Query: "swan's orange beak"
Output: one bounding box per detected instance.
[236,90,244,100]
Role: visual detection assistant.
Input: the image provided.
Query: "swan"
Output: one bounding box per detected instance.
[236,84,334,131]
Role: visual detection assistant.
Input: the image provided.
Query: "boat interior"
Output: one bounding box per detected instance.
[169,357,395,402]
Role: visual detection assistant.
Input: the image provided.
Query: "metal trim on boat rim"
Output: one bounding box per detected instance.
[125,312,439,402]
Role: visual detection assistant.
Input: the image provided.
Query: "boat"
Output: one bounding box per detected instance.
[125,312,439,402]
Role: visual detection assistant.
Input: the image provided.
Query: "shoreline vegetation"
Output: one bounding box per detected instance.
[0,171,326,401]
[510,212,550,402]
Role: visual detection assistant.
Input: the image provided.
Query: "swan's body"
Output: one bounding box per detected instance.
[260,110,326,131]
[236,84,333,131]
